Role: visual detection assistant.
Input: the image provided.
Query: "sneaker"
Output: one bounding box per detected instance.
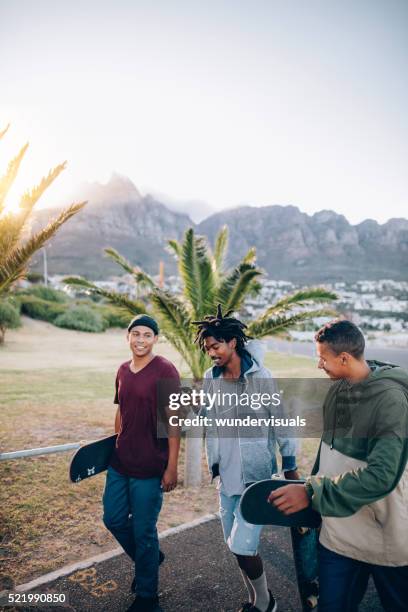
[249,590,277,612]
[126,595,161,612]
[238,603,253,612]
[131,550,165,593]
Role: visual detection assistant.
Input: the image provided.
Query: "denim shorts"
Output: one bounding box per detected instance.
[219,491,263,556]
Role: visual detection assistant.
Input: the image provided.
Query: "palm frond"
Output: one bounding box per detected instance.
[20,162,67,212]
[258,287,338,320]
[0,143,29,213]
[0,202,86,295]
[2,163,69,257]
[179,229,200,313]
[63,276,145,315]
[179,228,215,319]
[213,226,228,272]
[0,124,10,141]
[151,289,192,340]
[241,246,257,265]
[104,247,136,275]
[150,289,200,377]
[167,239,182,258]
[247,308,337,338]
[217,260,262,311]
[0,212,24,262]
[104,247,156,288]
[225,268,262,312]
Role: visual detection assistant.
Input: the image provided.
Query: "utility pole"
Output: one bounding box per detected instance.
[42,247,48,287]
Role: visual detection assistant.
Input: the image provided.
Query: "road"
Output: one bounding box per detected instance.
[267,339,408,370]
[10,518,382,612]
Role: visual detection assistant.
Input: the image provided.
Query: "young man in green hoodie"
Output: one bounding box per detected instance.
[269,319,408,612]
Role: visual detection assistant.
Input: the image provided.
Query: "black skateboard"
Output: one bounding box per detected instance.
[69,434,117,483]
[240,479,320,611]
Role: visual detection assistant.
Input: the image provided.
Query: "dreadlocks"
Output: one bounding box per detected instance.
[192,304,251,356]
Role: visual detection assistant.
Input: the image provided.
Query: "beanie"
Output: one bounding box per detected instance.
[127,314,159,335]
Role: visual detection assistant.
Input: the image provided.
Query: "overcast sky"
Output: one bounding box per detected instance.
[1,0,407,223]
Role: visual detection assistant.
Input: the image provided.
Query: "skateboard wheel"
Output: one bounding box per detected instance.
[306,595,318,608]
[298,527,309,535]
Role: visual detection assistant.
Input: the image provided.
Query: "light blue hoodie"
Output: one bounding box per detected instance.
[202,340,298,486]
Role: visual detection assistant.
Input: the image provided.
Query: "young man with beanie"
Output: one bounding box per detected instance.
[103,314,181,612]
[193,305,299,612]
[269,319,408,612]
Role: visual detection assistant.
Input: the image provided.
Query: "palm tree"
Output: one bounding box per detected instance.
[0,124,86,298]
[65,226,337,486]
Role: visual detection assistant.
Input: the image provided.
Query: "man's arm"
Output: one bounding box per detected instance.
[308,392,408,516]
[265,373,300,478]
[277,436,300,479]
[270,391,408,516]
[162,435,181,492]
[161,405,181,492]
[161,370,182,492]
[113,373,120,433]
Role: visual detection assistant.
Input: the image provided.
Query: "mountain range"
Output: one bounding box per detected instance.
[32,174,408,283]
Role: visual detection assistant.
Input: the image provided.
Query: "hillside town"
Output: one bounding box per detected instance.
[51,273,408,344]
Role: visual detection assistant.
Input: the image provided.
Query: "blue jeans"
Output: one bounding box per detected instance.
[103,466,163,598]
[318,543,408,612]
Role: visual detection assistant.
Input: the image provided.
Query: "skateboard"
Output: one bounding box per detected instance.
[240,479,321,528]
[69,434,117,483]
[240,479,320,611]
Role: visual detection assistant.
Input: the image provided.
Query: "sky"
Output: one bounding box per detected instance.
[1,0,407,223]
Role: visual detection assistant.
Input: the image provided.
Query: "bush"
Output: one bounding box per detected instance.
[0,299,22,344]
[18,295,67,322]
[22,285,68,303]
[26,272,44,284]
[54,305,106,333]
[98,305,130,329]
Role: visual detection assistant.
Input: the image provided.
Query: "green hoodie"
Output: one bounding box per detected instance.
[308,361,408,566]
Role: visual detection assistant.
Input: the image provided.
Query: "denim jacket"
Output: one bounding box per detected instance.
[202,340,298,485]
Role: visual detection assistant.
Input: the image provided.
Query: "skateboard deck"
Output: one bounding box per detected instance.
[240,479,321,528]
[240,479,320,611]
[69,434,117,483]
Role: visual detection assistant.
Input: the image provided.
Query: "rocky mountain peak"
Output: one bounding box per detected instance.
[78,173,142,207]
[31,174,407,282]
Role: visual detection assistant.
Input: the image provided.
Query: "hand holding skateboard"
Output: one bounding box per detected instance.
[240,479,321,528]
[268,482,310,515]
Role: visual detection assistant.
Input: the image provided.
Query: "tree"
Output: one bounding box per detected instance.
[0,124,86,297]
[65,226,337,486]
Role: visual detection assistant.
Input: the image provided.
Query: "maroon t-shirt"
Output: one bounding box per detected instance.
[110,355,180,478]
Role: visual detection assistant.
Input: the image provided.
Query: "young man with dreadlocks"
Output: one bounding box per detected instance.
[193,305,299,612]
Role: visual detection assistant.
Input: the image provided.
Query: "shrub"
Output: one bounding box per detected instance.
[22,285,68,303]
[0,299,22,344]
[54,305,106,333]
[26,272,44,284]
[98,305,130,329]
[18,295,67,322]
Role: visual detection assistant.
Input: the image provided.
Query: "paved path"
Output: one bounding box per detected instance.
[10,518,382,612]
